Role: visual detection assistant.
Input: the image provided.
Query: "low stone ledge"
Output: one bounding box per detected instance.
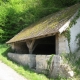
[8,53,36,68]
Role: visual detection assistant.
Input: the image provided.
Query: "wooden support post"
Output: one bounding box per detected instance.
[32,40,40,52]
[26,40,35,54]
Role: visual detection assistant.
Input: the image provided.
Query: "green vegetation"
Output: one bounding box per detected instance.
[0,0,79,43]
[0,44,75,80]
[0,0,80,80]
[63,8,80,52]
[61,53,80,80]
[47,54,54,76]
[0,44,49,80]
[6,3,80,43]
[0,44,72,80]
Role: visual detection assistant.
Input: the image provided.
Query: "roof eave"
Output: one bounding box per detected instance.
[59,10,79,34]
[6,32,57,44]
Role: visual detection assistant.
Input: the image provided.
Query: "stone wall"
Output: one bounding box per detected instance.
[36,55,74,78]
[36,55,51,73]
[8,53,36,68]
[50,55,74,78]
[70,17,80,53]
[10,42,29,54]
[8,53,52,73]
[8,53,74,78]
[50,55,62,78]
[58,34,69,54]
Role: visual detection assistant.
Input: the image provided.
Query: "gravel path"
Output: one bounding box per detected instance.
[0,61,27,80]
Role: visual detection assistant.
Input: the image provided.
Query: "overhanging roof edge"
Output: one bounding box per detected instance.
[59,10,79,34]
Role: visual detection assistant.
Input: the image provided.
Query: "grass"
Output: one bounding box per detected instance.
[0,44,49,80]
[0,44,71,80]
[1,44,79,80]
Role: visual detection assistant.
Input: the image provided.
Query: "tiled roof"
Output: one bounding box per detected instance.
[7,4,80,43]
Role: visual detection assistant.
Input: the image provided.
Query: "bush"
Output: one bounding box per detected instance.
[0,0,79,43]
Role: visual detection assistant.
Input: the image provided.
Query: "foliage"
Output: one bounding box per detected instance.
[76,9,80,51]
[63,8,80,53]
[0,0,79,43]
[76,33,80,51]
[47,54,54,74]
[0,44,49,80]
[0,44,73,80]
[75,9,80,51]
[0,44,10,55]
[61,53,80,80]
[54,0,80,7]
[41,0,80,7]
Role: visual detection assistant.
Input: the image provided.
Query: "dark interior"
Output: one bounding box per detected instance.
[33,35,56,55]
[14,42,29,54]
[13,35,56,54]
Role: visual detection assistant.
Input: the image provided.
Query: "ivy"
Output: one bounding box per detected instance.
[75,9,80,51]
[76,33,80,51]
[64,8,80,52]
[46,54,54,76]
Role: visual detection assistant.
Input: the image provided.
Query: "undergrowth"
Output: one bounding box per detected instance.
[0,44,49,80]
[0,44,74,80]
[0,43,80,80]
[61,52,80,80]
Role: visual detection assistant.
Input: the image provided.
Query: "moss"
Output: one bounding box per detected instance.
[7,4,80,43]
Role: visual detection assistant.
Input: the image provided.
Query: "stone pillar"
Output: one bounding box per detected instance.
[50,55,62,78]
[58,34,69,54]
[56,34,59,55]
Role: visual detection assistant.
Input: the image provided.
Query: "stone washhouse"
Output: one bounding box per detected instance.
[6,4,80,77]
